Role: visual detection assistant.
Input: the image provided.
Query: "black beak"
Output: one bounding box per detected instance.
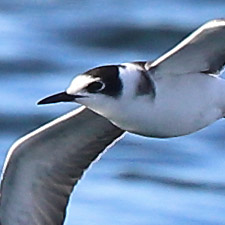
[37,92,84,105]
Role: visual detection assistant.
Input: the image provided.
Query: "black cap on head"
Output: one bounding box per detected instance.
[85,65,123,97]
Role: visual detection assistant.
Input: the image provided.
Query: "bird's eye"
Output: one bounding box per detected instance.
[86,81,105,93]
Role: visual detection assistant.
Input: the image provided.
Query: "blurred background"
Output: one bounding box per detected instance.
[1,0,225,224]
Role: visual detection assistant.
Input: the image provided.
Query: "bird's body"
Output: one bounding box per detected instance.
[89,63,225,137]
[1,19,225,225]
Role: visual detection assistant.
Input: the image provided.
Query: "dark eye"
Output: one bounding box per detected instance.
[86,81,105,93]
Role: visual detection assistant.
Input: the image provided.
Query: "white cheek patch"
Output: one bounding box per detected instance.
[66,75,100,95]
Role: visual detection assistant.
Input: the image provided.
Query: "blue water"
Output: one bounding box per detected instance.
[1,1,225,224]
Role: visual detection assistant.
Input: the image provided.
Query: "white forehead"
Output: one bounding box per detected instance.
[66,75,100,94]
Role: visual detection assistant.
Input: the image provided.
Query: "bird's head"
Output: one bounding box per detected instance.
[38,63,153,130]
[38,65,129,117]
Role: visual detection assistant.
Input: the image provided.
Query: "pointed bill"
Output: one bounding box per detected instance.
[37,92,76,105]
[37,92,86,105]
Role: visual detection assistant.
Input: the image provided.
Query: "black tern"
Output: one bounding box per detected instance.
[1,19,225,224]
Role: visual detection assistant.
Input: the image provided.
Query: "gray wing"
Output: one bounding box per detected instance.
[0,106,124,225]
[146,19,225,76]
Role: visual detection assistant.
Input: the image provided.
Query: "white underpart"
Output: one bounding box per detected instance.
[97,67,225,137]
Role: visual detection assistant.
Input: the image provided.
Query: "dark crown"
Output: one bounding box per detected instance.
[84,65,123,97]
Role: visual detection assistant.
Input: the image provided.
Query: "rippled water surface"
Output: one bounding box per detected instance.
[1,1,225,225]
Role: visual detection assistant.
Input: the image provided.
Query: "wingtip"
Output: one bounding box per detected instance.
[204,18,225,29]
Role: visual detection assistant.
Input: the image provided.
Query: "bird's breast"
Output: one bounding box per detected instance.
[108,74,225,138]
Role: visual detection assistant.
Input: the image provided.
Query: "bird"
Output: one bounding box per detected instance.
[1,18,225,225]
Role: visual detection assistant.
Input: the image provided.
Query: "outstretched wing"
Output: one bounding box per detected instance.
[146,19,225,76]
[0,106,124,225]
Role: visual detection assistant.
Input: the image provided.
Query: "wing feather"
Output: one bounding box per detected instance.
[146,19,225,76]
[0,106,124,225]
